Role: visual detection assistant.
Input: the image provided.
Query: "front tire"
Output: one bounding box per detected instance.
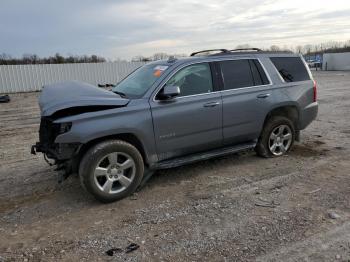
[79,140,144,203]
[255,116,295,158]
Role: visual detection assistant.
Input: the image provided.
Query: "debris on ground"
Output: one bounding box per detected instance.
[306,188,322,194]
[129,193,138,200]
[328,212,340,219]
[255,202,279,208]
[105,242,140,256]
[270,183,285,193]
[105,247,123,256]
[244,177,253,183]
[255,198,280,208]
[125,243,140,253]
[0,94,10,103]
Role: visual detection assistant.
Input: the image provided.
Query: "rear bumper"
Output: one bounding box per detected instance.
[299,102,318,130]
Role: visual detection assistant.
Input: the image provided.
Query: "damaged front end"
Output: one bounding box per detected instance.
[31,117,77,161]
[31,117,81,181]
[31,80,130,182]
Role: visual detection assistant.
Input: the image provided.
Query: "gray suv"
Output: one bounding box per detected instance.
[32,48,318,202]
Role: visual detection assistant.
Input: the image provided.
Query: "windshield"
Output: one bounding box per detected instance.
[112,64,169,98]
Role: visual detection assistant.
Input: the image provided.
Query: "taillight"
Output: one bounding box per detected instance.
[313,80,317,102]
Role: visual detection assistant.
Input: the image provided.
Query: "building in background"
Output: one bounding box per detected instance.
[323,52,350,71]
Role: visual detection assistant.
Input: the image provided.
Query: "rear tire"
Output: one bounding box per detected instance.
[255,116,295,158]
[79,140,144,203]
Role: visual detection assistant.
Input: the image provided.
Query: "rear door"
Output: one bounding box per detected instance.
[218,59,273,145]
[150,62,223,161]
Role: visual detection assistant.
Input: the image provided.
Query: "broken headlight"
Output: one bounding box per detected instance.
[59,122,72,134]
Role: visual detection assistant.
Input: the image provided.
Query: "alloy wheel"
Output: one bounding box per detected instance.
[268,124,293,156]
[93,152,136,194]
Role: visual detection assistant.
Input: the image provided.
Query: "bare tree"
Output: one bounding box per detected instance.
[0,53,106,65]
[269,45,281,51]
[152,52,169,61]
[295,45,303,54]
[235,44,251,49]
[131,55,151,62]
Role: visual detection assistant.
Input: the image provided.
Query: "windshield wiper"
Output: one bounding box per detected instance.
[113,90,127,98]
[98,83,127,98]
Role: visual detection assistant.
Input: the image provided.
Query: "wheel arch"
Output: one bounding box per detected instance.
[263,104,300,131]
[73,133,149,174]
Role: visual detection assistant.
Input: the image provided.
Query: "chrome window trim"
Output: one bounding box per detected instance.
[152,57,273,102]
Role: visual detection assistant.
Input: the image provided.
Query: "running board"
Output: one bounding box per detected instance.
[154,141,257,169]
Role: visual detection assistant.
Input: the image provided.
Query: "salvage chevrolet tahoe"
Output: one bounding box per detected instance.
[32,48,318,202]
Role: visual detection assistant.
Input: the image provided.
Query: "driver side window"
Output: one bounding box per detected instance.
[166,63,213,97]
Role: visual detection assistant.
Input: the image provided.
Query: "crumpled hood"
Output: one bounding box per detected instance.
[39,81,129,116]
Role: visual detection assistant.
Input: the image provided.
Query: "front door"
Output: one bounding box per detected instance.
[150,62,223,161]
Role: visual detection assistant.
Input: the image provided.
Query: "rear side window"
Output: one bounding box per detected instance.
[219,59,269,90]
[220,60,253,90]
[270,57,310,82]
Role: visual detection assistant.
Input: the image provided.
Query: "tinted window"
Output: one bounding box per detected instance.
[220,60,254,90]
[166,63,213,97]
[270,57,310,82]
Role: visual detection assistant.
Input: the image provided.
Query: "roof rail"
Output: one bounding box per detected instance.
[190,49,230,57]
[230,48,262,52]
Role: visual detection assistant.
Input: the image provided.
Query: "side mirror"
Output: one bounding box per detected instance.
[159,85,180,100]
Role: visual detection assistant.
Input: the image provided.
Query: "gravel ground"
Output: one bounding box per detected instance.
[0,70,349,261]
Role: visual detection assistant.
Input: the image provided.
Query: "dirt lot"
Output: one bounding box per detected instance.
[0,70,349,261]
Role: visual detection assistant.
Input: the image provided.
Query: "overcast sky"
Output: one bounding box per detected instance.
[1,0,350,60]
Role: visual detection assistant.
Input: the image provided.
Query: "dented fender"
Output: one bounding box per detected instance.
[53,100,159,165]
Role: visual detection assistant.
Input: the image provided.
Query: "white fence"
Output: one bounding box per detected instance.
[0,61,145,93]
